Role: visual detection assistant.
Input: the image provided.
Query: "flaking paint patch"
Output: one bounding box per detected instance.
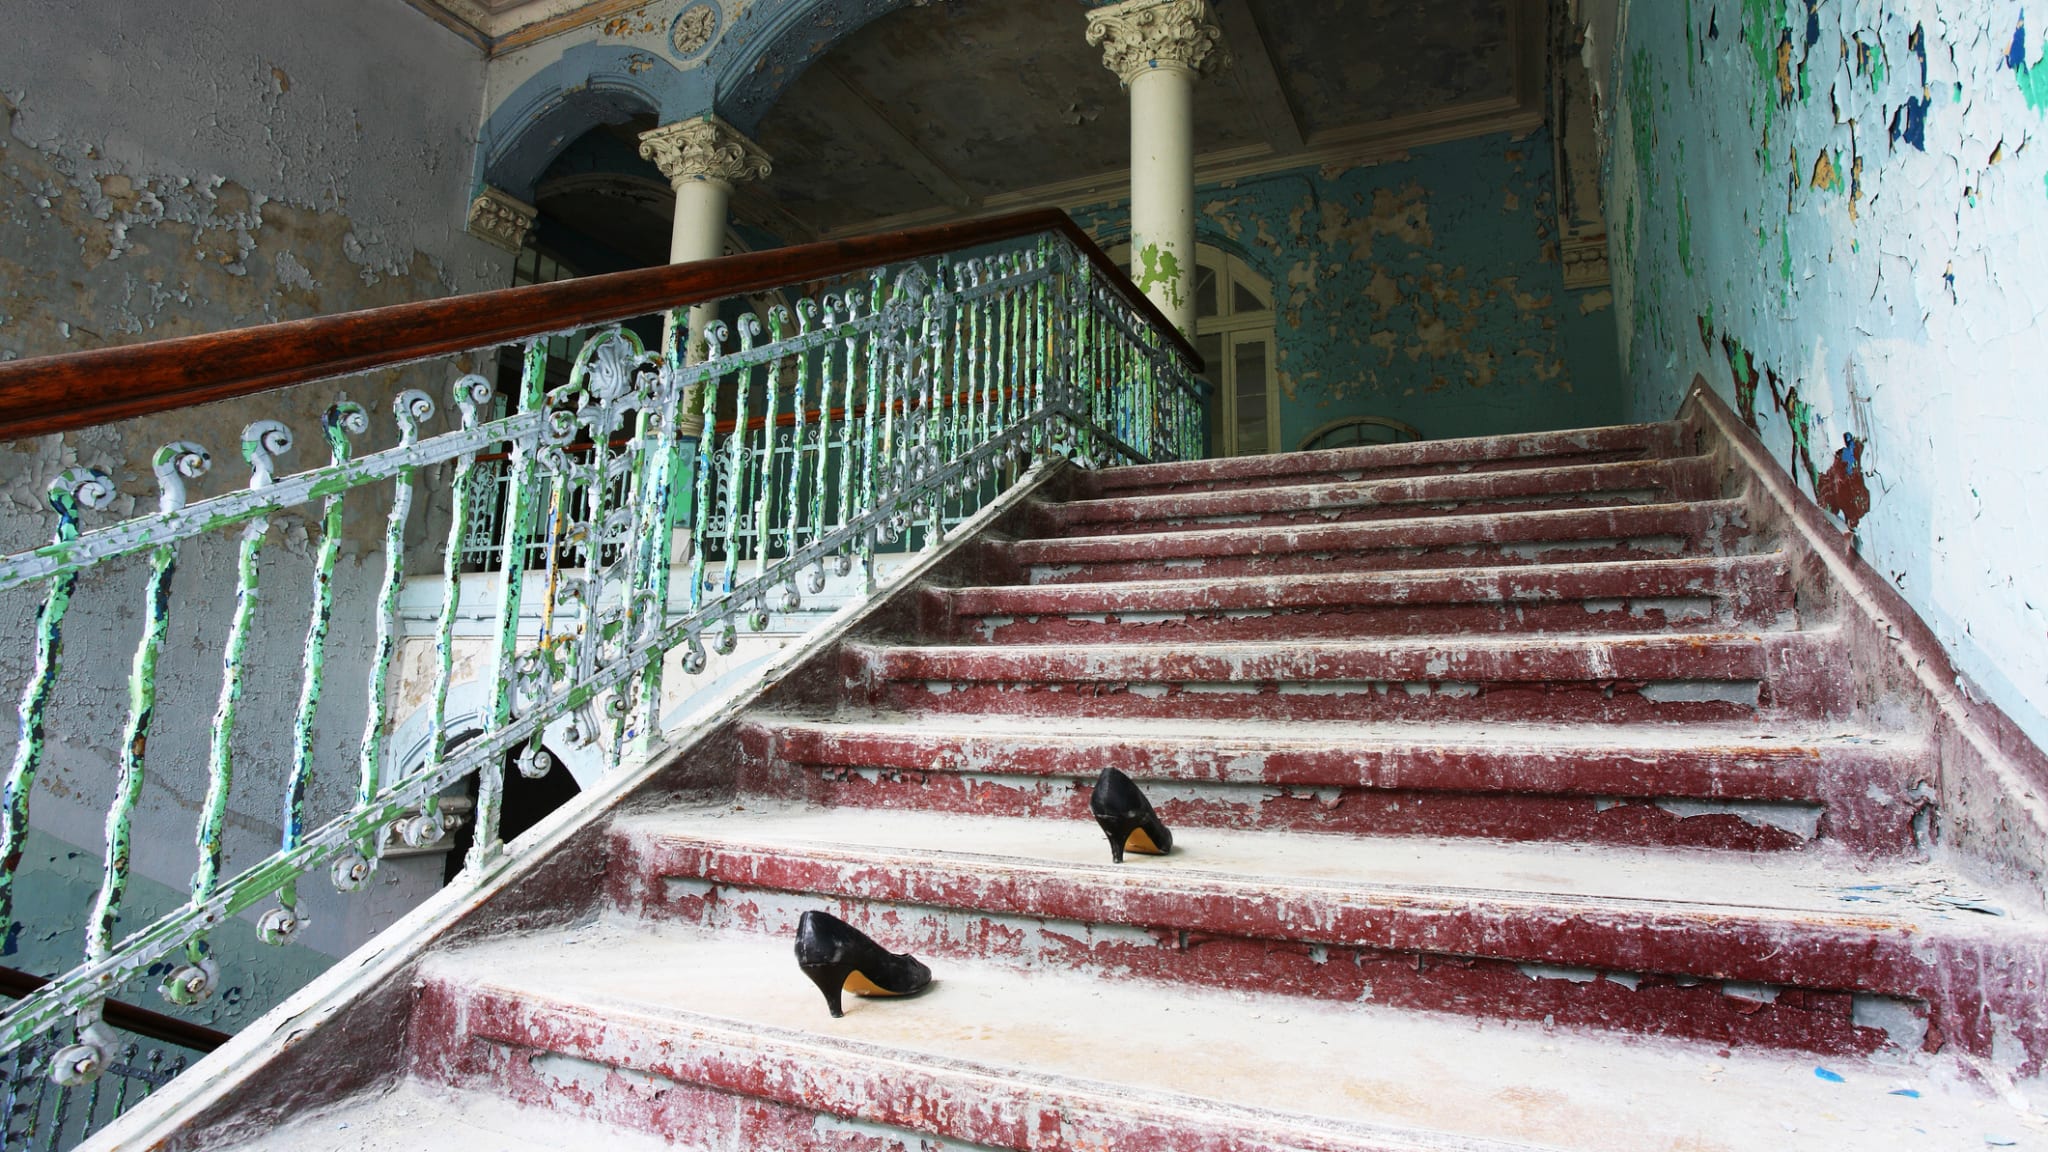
[1073,132,1623,447]
[1597,0,2048,772]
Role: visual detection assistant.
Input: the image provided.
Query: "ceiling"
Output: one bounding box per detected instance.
[751,0,1543,239]
[441,0,1547,258]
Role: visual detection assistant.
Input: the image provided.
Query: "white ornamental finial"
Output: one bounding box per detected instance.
[637,115,773,189]
[1086,0,1227,87]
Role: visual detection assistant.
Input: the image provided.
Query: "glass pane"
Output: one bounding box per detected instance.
[1198,332,1225,456]
[1234,280,1266,313]
[1195,264,1219,318]
[1233,339,1270,456]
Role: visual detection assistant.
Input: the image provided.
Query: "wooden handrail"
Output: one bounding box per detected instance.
[0,210,1199,442]
[0,966,229,1054]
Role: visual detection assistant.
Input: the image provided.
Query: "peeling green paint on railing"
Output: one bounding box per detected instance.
[0,229,1202,1076]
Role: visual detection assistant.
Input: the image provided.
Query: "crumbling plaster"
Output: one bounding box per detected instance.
[1593,0,2048,750]
[0,0,511,1029]
[1073,131,1624,447]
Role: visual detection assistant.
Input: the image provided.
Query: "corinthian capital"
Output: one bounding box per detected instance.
[637,116,773,189]
[1086,0,1227,86]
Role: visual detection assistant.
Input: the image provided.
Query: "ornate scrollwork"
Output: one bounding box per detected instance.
[637,116,772,189]
[323,401,369,462]
[241,420,294,487]
[151,442,211,514]
[1087,0,1227,86]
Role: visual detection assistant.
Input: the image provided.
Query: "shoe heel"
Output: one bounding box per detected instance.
[1095,814,1138,864]
[800,961,852,1018]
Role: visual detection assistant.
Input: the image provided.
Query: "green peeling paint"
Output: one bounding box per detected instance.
[1133,243,1187,313]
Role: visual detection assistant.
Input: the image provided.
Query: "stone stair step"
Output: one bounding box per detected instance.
[846,630,1841,724]
[602,804,2045,1061]
[411,919,2041,1152]
[1084,422,1685,499]
[734,714,1926,854]
[996,500,1752,585]
[930,554,1793,643]
[226,1078,683,1152]
[1035,457,1718,538]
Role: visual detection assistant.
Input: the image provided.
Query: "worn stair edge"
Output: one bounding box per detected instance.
[410,970,1554,1152]
[847,631,1839,699]
[604,813,2048,1063]
[1083,422,1684,497]
[736,718,1926,854]
[931,555,1792,640]
[999,500,1750,574]
[1039,457,1717,534]
[410,922,2040,1152]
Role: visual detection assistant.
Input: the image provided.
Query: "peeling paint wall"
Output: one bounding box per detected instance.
[0,0,508,1028]
[1075,130,1625,448]
[1598,0,2048,749]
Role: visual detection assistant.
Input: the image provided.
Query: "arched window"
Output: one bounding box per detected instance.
[1113,243,1279,456]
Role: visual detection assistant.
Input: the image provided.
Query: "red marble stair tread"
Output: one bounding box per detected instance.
[410,920,2040,1152]
[741,713,1919,801]
[605,804,2024,957]
[848,630,1826,686]
[940,554,1789,619]
[1039,457,1712,532]
[1002,500,1749,571]
[1083,422,1682,497]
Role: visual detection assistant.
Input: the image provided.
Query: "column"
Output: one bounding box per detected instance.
[1086,0,1225,336]
[637,114,774,374]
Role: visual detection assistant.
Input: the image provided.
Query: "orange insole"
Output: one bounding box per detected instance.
[843,970,902,997]
[1123,827,1166,855]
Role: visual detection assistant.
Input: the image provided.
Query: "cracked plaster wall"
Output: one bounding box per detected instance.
[1597,0,2048,751]
[1075,131,1625,448]
[0,0,510,1033]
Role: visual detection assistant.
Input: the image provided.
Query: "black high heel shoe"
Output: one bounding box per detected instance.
[794,910,932,1018]
[1091,767,1173,863]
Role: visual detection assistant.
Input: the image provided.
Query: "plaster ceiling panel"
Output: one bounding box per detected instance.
[815,0,1263,196]
[752,72,954,236]
[1246,0,1517,133]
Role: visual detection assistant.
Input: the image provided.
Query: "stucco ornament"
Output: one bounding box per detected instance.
[669,1,720,59]
[1085,0,1227,87]
[464,187,537,254]
[638,116,773,188]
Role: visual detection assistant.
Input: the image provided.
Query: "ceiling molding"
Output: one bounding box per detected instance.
[1211,0,1304,154]
[808,93,1544,241]
[400,0,655,56]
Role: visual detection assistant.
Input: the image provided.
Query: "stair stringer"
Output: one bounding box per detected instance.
[1680,376,2048,910]
[78,458,1085,1152]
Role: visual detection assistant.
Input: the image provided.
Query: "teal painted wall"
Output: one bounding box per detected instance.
[1074,128,1624,449]
[1600,0,2048,750]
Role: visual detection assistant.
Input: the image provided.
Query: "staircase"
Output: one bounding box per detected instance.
[132,416,2048,1150]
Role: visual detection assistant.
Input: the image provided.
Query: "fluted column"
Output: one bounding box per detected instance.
[1087,0,1225,336]
[638,115,774,373]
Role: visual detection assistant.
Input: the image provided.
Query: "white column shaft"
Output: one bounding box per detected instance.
[669,177,733,361]
[1127,65,1198,336]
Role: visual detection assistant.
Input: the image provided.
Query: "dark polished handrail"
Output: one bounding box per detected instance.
[0,966,228,1053]
[0,209,1199,442]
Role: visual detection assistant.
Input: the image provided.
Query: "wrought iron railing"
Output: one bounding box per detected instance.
[0,212,1202,1084]
[0,968,223,1152]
